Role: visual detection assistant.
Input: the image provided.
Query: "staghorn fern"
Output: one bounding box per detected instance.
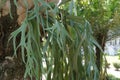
[7,0,103,80]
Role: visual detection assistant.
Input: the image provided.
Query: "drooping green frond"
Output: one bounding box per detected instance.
[9,0,101,80]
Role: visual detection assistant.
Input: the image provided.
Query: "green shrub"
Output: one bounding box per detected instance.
[113,63,120,71]
[107,74,120,80]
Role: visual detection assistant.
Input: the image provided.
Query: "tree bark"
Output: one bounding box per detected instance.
[0,0,25,80]
[95,31,107,71]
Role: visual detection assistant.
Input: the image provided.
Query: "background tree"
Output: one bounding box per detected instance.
[77,0,120,75]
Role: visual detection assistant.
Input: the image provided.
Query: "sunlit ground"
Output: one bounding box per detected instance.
[106,56,120,78]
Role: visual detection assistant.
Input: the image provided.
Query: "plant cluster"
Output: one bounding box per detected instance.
[113,63,120,71]
[1,0,120,80]
[107,74,120,80]
[6,0,100,80]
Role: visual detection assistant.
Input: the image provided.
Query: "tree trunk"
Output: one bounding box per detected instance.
[0,0,25,80]
[95,31,107,71]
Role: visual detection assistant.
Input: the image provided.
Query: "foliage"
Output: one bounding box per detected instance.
[77,0,120,45]
[107,74,120,80]
[6,0,102,80]
[113,63,120,71]
[3,0,120,79]
[77,0,120,77]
